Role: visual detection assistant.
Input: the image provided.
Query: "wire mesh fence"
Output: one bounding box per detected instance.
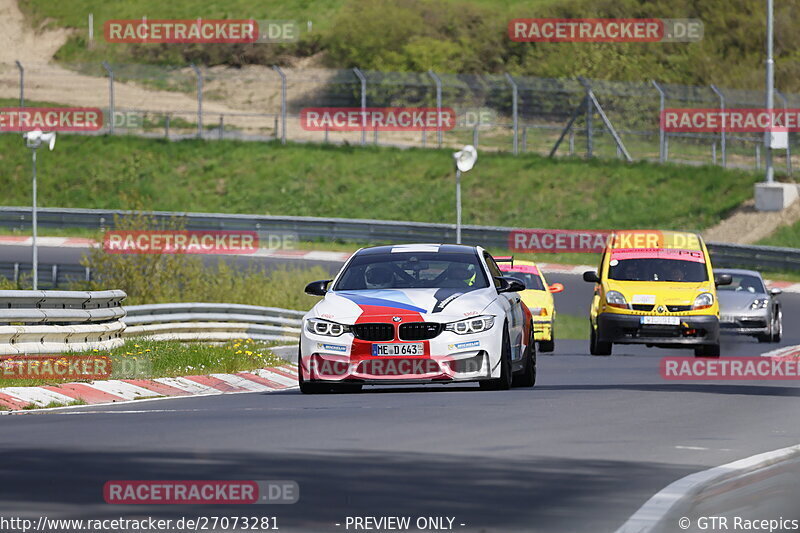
[0,61,796,173]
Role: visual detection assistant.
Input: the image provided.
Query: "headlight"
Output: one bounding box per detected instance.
[305,318,351,337]
[692,292,714,310]
[445,315,495,335]
[606,290,629,309]
[750,298,769,310]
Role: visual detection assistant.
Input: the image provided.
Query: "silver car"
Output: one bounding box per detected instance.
[715,269,782,343]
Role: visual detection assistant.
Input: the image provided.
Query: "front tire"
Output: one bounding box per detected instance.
[298,349,331,394]
[480,328,512,391]
[694,343,720,358]
[771,308,782,343]
[589,323,612,356]
[513,324,537,388]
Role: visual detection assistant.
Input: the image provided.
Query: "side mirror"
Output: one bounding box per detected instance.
[583,271,600,283]
[496,276,526,293]
[305,279,332,296]
[770,287,783,296]
[714,274,733,286]
[548,283,565,293]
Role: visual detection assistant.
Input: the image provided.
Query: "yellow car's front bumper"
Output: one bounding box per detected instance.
[533,318,553,342]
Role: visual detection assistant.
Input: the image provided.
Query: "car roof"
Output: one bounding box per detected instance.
[355,244,479,255]
[713,268,763,278]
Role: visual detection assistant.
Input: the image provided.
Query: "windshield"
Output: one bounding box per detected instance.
[502,270,545,290]
[608,258,709,282]
[334,251,489,291]
[717,273,766,293]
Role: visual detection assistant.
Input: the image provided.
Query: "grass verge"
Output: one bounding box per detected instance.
[0,338,287,389]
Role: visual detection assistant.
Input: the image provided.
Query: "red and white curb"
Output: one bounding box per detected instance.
[0,364,298,412]
[760,344,800,360]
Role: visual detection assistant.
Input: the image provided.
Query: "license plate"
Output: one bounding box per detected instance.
[371,343,425,356]
[719,315,735,323]
[640,316,680,326]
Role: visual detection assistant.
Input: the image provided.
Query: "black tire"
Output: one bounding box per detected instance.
[480,328,513,391]
[329,383,363,393]
[694,344,720,358]
[589,324,612,356]
[513,324,537,388]
[297,349,331,394]
[771,308,782,343]
[538,339,555,353]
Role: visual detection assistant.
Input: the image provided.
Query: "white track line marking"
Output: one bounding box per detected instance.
[615,442,800,533]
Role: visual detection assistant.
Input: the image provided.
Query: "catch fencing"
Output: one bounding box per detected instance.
[1,61,797,171]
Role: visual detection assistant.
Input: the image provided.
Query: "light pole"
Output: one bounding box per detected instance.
[765,0,775,183]
[22,130,56,290]
[452,145,477,245]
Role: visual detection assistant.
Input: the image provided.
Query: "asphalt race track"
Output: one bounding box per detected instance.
[1,244,799,532]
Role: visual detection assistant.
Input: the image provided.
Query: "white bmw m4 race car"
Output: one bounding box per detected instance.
[298,244,536,393]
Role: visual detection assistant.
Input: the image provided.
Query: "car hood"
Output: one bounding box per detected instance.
[718,290,764,311]
[308,288,498,323]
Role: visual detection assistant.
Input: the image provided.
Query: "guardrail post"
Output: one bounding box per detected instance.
[102,61,115,134]
[190,63,203,139]
[505,73,519,155]
[427,70,443,148]
[710,85,726,167]
[776,90,792,176]
[272,65,287,144]
[353,67,367,146]
[651,80,666,163]
[14,60,24,107]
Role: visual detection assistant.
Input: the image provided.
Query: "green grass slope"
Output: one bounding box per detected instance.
[0,134,757,231]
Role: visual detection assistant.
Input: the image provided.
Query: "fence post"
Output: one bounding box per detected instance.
[219,115,224,140]
[505,73,519,155]
[165,114,170,139]
[776,90,792,176]
[353,67,367,146]
[712,142,717,165]
[473,126,479,148]
[756,144,761,169]
[522,126,528,153]
[710,85,726,167]
[584,80,593,158]
[190,63,203,139]
[427,70,443,148]
[569,130,575,155]
[102,61,115,134]
[651,80,666,163]
[14,60,23,107]
[272,65,287,145]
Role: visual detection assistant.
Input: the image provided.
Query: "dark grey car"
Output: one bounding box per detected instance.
[715,269,782,343]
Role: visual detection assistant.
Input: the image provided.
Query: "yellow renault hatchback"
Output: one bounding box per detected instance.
[583,230,731,357]
[497,259,564,352]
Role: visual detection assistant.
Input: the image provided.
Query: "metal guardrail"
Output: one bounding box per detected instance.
[121,303,303,343]
[0,290,127,354]
[2,206,800,271]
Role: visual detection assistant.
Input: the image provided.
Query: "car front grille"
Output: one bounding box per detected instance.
[351,323,394,341]
[632,304,654,311]
[399,322,442,341]
[667,305,692,312]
